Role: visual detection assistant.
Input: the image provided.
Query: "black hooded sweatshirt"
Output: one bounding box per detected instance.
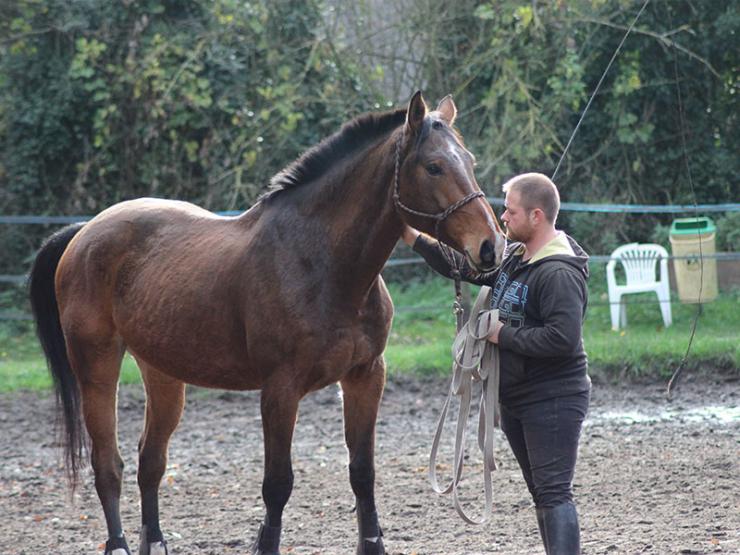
[413,232,591,406]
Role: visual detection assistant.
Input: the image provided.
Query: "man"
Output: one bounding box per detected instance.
[402,173,590,555]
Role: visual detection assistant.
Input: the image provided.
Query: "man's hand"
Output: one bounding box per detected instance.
[488,320,504,344]
[401,225,420,247]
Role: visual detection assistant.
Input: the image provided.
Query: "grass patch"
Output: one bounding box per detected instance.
[1,276,737,392]
[385,275,739,379]
[0,320,141,392]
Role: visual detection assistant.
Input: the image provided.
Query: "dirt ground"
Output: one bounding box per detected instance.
[1,372,738,555]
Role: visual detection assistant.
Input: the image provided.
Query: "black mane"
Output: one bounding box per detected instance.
[259,108,407,202]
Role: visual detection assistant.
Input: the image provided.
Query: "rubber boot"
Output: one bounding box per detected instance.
[536,507,549,554]
[541,502,580,555]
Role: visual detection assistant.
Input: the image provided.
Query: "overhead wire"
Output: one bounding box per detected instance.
[665,6,705,399]
[539,0,709,397]
[551,0,652,181]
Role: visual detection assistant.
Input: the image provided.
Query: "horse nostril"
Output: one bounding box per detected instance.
[480,239,495,264]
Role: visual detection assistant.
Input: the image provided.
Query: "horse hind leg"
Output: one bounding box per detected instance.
[136,361,186,555]
[66,333,131,555]
[341,357,386,555]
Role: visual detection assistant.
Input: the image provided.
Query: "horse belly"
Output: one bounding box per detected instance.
[124,329,258,390]
[114,292,258,390]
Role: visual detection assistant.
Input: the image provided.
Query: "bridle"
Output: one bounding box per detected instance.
[392,128,496,311]
[392,131,485,240]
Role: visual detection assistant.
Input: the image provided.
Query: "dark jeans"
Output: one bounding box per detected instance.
[500,390,590,509]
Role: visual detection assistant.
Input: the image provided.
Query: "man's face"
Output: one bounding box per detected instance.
[501,190,534,243]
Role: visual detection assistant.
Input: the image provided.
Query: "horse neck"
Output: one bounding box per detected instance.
[309,132,403,302]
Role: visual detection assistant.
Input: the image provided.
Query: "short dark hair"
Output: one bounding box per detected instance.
[502,173,560,224]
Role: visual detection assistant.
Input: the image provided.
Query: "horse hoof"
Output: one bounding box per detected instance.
[105,536,132,555]
[139,525,168,555]
[357,537,385,555]
[251,523,281,555]
[139,541,168,555]
[357,516,384,555]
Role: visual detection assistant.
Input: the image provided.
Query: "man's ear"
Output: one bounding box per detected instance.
[531,208,546,226]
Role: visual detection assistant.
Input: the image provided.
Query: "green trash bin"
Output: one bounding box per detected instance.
[669,217,718,303]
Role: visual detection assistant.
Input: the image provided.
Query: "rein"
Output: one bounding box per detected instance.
[428,286,500,524]
[391,128,500,522]
[392,132,485,240]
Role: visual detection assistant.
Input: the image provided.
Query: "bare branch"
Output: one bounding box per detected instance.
[576,17,721,79]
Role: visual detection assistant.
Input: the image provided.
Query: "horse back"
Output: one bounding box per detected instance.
[55,198,266,388]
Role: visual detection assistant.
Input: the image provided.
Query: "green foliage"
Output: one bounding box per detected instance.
[407,0,737,250]
[0,0,380,272]
[650,222,671,251]
[716,213,740,252]
[1,0,379,212]
[384,276,740,378]
[0,1,737,286]
[0,0,388,274]
[566,211,622,256]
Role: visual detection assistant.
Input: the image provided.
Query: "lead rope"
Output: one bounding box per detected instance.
[429,285,500,524]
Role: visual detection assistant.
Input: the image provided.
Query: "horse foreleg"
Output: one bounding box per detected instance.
[136,363,186,555]
[253,380,300,555]
[340,357,386,555]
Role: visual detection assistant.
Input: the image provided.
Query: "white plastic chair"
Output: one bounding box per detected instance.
[606,243,672,330]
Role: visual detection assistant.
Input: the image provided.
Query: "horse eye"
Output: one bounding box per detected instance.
[432,120,444,130]
[426,163,443,176]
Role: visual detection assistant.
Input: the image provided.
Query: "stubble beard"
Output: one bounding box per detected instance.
[505,225,533,244]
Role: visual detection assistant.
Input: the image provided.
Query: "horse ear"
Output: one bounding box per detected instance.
[436,95,457,126]
[405,90,427,135]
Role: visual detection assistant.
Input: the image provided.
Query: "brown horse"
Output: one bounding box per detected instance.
[29,92,504,555]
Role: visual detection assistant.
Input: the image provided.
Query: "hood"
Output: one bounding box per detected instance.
[508,232,590,279]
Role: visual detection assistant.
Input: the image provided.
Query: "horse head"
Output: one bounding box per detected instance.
[394,91,505,271]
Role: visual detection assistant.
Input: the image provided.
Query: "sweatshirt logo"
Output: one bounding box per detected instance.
[491,271,528,328]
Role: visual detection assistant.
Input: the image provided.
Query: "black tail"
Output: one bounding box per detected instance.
[28,223,86,487]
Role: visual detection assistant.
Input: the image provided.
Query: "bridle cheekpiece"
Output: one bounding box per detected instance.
[392,131,485,240]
